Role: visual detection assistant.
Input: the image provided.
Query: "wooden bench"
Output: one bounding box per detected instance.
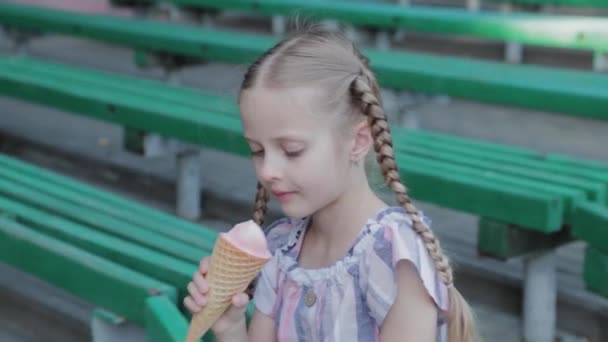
[1,3,607,339]
[573,201,608,299]
[0,152,259,341]
[1,2,607,123]
[108,0,608,70]
[1,52,607,339]
[487,0,608,9]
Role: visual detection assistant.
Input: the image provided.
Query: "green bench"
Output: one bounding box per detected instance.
[1,52,607,340]
[108,0,608,70]
[573,201,608,299]
[0,152,263,341]
[1,3,607,339]
[487,0,608,9]
[1,2,607,123]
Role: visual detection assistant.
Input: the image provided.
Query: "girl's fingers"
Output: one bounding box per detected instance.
[199,257,209,275]
[193,271,209,294]
[183,296,201,313]
[232,293,249,308]
[188,282,207,307]
[222,293,249,321]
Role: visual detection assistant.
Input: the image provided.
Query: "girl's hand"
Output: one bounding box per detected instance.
[184,257,250,336]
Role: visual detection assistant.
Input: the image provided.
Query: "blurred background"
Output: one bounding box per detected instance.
[0,0,607,341]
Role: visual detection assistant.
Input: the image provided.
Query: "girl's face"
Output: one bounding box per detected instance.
[240,86,354,218]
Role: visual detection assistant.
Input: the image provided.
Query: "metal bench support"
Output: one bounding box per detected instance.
[375,31,391,51]
[593,51,608,72]
[177,149,202,221]
[523,250,557,342]
[272,15,287,36]
[466,0,481,11]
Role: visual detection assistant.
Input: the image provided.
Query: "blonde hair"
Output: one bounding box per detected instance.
[240,27,478,342]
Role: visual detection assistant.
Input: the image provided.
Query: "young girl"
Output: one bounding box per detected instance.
[184,27,478,342]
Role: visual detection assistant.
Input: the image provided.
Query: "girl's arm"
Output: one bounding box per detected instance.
[380,261,438,342]
[247,310,277,342]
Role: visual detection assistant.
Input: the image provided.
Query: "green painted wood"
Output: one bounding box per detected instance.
[365,48,608,121]
[145,296,190,342]
[487,0,608,8]
[0,154,222,240]
[545,153,608,173]
[8,58,605,197]
[398,144,605,204]
[572,201,608,254]
[477,217,572,260]
[394,133,608,205]
[0,61,251,156]
[395,128,608,187]
[584,246,608,299]
[0,57,239,115]
[0,197,199,299]
[0,217,176,324]
[108,0,608,51]
[398,154,574,229]
[0,58,568,230]
[0,165,217,251]
[9,57,605,207]
[0,178,206,263]
[395,161,564,231]
[0,4,607,119]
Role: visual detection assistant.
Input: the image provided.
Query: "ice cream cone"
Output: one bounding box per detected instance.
[185,230,270,342]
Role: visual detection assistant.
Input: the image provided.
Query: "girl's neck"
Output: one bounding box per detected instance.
[308,181,387,249]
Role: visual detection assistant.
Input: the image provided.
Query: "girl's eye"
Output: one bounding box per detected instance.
[250,150,264,157]
[285,150,303,158]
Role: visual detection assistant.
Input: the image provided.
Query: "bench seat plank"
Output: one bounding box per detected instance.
[0,217,176,324]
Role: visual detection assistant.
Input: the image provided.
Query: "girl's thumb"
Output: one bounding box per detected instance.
[224,293,249,320]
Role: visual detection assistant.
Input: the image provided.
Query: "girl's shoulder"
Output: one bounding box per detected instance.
[360,206,449,323]
[363,206,432,253]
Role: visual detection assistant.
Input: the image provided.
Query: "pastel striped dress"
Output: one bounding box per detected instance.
[253,206,449,342]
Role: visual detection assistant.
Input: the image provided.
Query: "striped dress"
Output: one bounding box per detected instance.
[253,206,449,342]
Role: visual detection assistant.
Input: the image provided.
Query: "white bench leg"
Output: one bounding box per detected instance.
[505,42,523,64]
[593,51,608,72]
[177,149,202,221]
[523,250,556,342]
[375,31,391,51]
[91,309,145,342]
[466,0,481,11]
[499,4,523,64]
[201,12,215,28]
[272,15,287,36]
[156,2,182,21]
[401,110,420,129]
[164,68,181,85]
[5,29,30,56]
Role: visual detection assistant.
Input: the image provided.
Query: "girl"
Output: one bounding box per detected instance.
[184,27,478,342]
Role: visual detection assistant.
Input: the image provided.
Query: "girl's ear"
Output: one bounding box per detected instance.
[350,120,373,163]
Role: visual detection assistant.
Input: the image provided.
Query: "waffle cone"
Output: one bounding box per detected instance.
[185,235,269,342]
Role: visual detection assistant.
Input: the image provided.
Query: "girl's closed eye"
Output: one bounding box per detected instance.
[250,149,264,157]
[285,149,304,158]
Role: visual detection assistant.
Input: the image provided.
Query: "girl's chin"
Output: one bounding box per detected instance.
[279,202,314,219]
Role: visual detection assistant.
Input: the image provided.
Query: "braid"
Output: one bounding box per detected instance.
[252,182,269,227]
[350,73,454,287]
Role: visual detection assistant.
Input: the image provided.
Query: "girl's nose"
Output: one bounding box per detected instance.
[259,158,282,183]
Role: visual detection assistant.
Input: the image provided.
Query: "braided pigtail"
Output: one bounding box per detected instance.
[350,72,478,342]
[252,182,269,227]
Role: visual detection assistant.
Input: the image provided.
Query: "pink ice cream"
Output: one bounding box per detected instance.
[220,220,271,259]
